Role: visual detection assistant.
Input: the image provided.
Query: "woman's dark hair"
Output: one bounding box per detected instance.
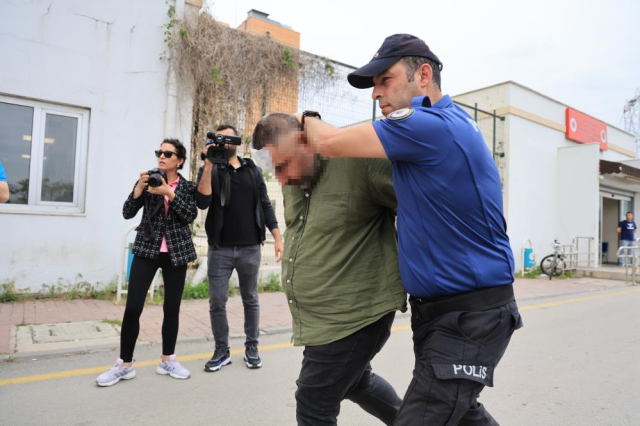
[161,138,187,169]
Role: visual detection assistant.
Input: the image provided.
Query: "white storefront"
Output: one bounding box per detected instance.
[454,82,637,272]
[0,0,197,291]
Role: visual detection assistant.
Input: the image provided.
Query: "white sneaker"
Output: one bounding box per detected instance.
[96,359,136,387]
[156,354,190,379]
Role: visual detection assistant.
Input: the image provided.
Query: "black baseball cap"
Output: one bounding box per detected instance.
[347,34,442,89]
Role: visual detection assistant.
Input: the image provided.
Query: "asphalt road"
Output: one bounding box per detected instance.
[1,287,639,425]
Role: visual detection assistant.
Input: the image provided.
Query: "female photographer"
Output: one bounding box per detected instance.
[97,139,198,387]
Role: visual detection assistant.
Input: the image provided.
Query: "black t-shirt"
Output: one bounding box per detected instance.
[219,164,261,246]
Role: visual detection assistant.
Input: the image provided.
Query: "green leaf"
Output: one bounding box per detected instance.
[210,68,223,83]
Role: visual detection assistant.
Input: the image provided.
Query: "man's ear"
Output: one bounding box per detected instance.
[419,63,433,88]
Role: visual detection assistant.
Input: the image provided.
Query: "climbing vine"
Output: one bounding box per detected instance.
[165,12,337,179]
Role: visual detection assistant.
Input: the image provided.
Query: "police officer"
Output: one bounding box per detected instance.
[297,34,523,425]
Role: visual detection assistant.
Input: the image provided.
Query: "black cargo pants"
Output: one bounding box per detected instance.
[394,285,523,426]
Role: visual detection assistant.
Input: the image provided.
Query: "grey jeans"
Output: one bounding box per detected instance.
[207,244,261,350]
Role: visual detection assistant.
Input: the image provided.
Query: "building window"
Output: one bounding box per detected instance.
[0,95,89,214]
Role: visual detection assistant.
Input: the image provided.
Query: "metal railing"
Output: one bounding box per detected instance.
[561,236,595,271]
[616,237,640,285]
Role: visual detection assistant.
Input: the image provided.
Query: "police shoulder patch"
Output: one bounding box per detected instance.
[388,107,415,121]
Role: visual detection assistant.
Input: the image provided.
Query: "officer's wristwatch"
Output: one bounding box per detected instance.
[302,110,321,127]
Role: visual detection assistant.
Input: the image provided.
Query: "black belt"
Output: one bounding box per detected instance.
[409,284,515,324]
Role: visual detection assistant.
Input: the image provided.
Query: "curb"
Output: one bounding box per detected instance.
[0,325,295,361]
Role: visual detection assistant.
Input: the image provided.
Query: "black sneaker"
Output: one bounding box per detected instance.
[244,345,262,369]
[204,349,231,372]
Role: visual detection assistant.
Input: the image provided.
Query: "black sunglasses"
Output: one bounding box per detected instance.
[155,150,178,158]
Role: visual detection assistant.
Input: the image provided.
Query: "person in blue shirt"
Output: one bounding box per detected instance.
[617,212,637,265]
[297,34,523,425]
[0,161,9,203]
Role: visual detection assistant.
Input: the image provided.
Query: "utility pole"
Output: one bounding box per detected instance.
[623,88,640,157]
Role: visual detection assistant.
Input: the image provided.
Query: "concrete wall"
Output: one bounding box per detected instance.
[0,0,194,290]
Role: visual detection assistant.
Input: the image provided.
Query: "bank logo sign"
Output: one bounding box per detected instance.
[566,107,608,151]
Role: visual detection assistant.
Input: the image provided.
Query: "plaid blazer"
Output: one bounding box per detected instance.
[123,173,198,267]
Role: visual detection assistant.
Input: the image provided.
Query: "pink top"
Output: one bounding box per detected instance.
[160,176,180,253]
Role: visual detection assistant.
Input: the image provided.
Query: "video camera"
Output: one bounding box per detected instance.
[201,131,242,165]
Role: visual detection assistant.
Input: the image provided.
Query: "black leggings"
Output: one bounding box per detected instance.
[120,254,187,362]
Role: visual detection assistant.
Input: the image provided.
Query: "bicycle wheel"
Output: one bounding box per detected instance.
[540,255,565,279]
[540,255,555,276]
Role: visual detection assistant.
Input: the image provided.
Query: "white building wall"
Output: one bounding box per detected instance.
[504,116,574,271]
[556,144,600,266]
[605,126,637,158]
[1,0,193,290]
[453,84,510,112]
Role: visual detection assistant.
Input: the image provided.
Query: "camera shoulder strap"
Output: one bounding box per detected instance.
[220,168,231,207]
[143,195,165,242]
[211,164,220,198]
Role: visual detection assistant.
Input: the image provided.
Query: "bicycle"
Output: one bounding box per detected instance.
[540,239,566,280]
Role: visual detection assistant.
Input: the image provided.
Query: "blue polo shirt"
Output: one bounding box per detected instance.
[373,95,514,298]
[0,162,6,183]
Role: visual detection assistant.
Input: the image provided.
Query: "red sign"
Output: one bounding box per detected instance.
[566,108,608,151]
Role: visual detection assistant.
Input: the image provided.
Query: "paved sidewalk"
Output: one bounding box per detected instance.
[0,276,629,356]
[0,292,290,355]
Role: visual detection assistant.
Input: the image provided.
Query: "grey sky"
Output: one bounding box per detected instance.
[208,0,640,130]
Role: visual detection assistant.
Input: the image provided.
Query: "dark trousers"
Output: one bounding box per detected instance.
[120,254,187,362]
[393,298,523,426]
[207,245,261,350]
[296,312,401,426]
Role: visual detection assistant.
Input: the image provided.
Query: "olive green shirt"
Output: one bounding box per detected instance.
[282,157,407,346]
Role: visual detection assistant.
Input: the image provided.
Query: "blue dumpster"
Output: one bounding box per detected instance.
[524,248,534,268]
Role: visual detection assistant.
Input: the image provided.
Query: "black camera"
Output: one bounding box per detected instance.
[201,132,242,165]
[147,168,167,187]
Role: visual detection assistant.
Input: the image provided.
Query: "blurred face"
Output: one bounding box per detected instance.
[371,61,423,117]
[157,143,183,172]
[266,130,317,186]
[627,213,633,221]
[218,127,239,157]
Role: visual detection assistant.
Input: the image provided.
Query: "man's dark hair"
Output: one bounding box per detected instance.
[216,124,239,136]
[627,211,633,215]
[252,113,299,150]
[401,56,441,91]
[161,138,187,169]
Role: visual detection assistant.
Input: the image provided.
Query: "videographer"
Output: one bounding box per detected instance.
[96,138,197,387]
[196,124,282,372]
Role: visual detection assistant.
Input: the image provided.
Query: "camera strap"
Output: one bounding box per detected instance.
[143,195,164,242]
[220,168,231,207]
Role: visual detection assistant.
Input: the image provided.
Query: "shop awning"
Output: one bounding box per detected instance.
[600,160,640,180]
